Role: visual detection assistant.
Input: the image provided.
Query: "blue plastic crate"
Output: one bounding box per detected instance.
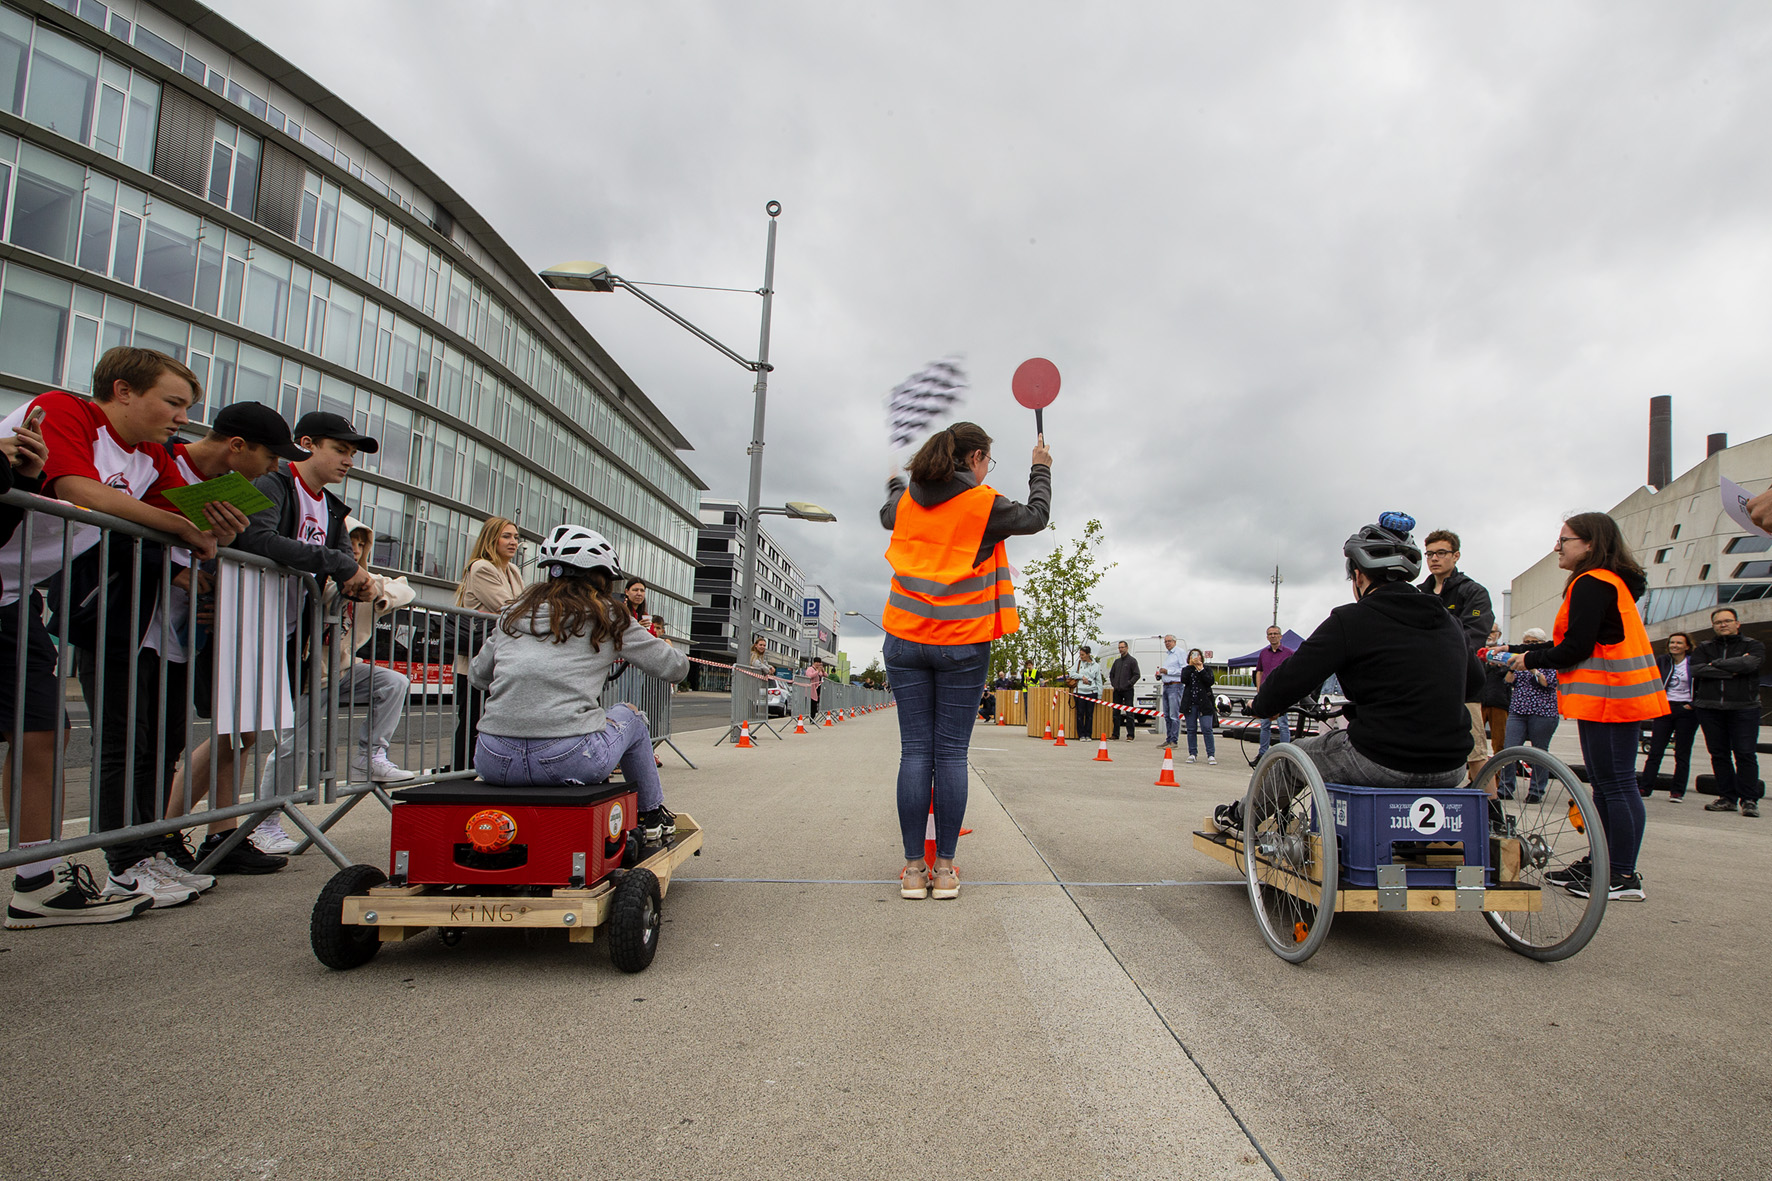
[1328,783,1491,889]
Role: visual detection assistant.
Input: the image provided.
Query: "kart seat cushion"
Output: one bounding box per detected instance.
[389,779,625,807]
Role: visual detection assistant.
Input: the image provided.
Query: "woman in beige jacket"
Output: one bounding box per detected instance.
[452,517,525,770]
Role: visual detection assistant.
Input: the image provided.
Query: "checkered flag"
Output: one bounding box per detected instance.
[885,357,969,451]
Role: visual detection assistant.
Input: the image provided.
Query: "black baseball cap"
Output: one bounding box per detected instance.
[292,411,379,453]
[213,402,309,461]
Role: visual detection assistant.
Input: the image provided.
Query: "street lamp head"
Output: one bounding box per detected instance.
[784,500,836,523]
[540,261,617,293]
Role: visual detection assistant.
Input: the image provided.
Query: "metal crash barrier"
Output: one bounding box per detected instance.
[0,489,346,873]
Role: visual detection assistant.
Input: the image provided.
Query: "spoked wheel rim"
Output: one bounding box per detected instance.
[1474,745,1609,961]
[1243,744,1338,963]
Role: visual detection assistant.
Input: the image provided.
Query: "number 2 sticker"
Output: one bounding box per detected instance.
[1409,797,1444,834]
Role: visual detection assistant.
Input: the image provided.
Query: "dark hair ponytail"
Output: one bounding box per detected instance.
[907,421,993,485]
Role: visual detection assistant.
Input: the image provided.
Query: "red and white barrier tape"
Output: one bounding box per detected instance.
[1063,690,1162,718]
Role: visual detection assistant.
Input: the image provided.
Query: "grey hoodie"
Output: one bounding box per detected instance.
[470,601,688,738]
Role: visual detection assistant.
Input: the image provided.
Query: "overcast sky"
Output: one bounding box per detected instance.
[221,1,1772,671]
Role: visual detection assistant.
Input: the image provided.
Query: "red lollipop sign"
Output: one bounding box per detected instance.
[1011,358,1060,435]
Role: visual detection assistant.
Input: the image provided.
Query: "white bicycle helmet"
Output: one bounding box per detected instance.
[539,524,620,578]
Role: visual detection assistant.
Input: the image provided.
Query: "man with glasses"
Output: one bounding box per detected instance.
[1419,529,1494,783]
[1254,626,1296,756]
[1692,607,1764,817]
[1155,634,1187,746]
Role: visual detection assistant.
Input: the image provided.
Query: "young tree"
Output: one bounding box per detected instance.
[993,519,1115,680]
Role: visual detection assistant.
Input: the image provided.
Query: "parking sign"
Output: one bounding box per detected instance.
[803,597,821,619]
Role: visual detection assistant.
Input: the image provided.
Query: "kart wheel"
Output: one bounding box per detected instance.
[608,866,662,973]
[1472,746,1609,961]
[311,864,387,970]
[1243,744,1337,964]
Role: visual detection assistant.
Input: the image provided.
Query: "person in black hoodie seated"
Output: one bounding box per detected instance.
[1216,514,1481,832]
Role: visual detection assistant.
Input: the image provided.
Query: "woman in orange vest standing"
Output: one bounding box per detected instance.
[880,422,1051,900]
[1506,512,1668,902]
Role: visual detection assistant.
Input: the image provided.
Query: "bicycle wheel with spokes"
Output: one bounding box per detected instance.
[1472,745,1608,961]
[1243,744,1338,963]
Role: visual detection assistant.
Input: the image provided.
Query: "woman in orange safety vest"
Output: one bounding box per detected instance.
[880,421,1051,900]
[1506,512,1667,902]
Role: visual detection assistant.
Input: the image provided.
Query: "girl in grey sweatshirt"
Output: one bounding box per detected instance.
[469,553,688,834]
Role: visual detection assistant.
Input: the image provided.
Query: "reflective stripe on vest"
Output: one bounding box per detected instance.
[1552,569,1670,723]
[881,483,1020,645]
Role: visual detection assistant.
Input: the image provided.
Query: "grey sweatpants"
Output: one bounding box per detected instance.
[262,661,410,792]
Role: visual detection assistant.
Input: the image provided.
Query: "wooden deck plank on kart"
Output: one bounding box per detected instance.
[1190,826,1541,914]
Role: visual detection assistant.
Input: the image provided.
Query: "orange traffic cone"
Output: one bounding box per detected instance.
[794,715,807,734]
[923,792,975,867]
[1093,737,1112,762]
[1042,722,1052,741]
[996,710,1006,726]
[823,712,834,728]
[736,721,755,749]
[1154,747,1179,786]
[1053,724,1068,748]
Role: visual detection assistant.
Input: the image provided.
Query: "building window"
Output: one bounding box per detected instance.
[1732,561,1772,579]
[1698,565,1710,580]
[1653,548,1670,564]
[24,24,98,144]
[1670,523,1681,539]
[1723,536,1772,554]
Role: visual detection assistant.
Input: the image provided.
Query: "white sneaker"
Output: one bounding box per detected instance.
[368,754,416,783]
[1186,755,1197,763]
[152,852,215,894]
[249,815,302,855]
[7,860,151,928]
[103,857,197,909]
[1207,756,1217,765]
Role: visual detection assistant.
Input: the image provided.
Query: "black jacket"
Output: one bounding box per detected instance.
[880,464,1050,568]
[1177,665,1215,711]
[1689,634,1765,711]
[1420,569,1495,657]
[1480,663,1512,710]
[1109,654,1141,691]
[1252,580,1484,774]
[237,468,356,591]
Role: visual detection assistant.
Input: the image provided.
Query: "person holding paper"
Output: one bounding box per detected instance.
[151,404,312,870]
[1746,484,1772,534]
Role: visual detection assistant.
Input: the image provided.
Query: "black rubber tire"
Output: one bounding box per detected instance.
[311,864,388,970]
[607,866,662,973]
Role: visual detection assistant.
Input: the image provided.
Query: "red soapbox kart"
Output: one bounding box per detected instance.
[310,779,702,973]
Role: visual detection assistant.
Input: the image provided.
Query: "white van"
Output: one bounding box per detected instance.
[1101,636,1180,733]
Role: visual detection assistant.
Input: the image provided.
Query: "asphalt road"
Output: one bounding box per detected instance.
[4,711,1765,1179]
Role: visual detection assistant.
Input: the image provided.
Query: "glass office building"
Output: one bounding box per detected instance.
[0,0,704,611]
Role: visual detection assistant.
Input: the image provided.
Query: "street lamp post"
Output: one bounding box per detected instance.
[542,202,832,741]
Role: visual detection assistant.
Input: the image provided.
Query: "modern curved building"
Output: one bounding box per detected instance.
[0,0,704,614]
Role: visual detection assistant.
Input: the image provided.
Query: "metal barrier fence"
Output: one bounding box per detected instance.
[741,668,893,738]
[0,488,346,873]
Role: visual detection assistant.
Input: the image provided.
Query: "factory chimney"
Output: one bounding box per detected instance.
[1707,433,1728,457]
[1648,396,1672,489]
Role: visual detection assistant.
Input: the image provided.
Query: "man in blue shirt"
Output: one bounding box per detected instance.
[1156,634,1187,747]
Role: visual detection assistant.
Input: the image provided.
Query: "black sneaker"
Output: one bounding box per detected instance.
[638,805,676,843]
[1743,800,1761,818]
[196,832,287,875]
[1704,798,1738,812]
[1543,857,1592,889]
[1569,872,1645,901]
[6,861,152,928]
[1212,800,1245,836]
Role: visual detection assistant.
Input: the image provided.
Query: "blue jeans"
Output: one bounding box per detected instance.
[473,705,664,811]
[1185,704,1216,757]
[883,634,991,862]
[1162,682,1183,746]
[1577,718,1646,878]
[1257,713,1291,755]
[1499,712,1559,798]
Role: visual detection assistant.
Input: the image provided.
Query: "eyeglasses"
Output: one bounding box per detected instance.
[1553,536,1579,549]
[986,456,997,473]
[1423,549,1455,559]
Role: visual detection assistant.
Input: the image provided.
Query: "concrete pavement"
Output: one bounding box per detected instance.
[2,712,1766,1180]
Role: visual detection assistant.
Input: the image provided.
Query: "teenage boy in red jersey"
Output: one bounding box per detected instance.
[2,348,244,928]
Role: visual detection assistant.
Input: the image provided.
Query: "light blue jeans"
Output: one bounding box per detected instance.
[473,705,663,810]
[1162,682,1183,746]
[1257,713,1292,756]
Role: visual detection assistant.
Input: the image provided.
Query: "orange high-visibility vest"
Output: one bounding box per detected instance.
[1552,568,1669,723]
[882,484,1020,645]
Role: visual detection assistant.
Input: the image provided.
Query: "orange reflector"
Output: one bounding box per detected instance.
[1294,921,1309,944]
[466,809,517,852]
[1567,801,1585,833]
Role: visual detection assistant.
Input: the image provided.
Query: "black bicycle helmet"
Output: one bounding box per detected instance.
[1343,511,1421,582]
